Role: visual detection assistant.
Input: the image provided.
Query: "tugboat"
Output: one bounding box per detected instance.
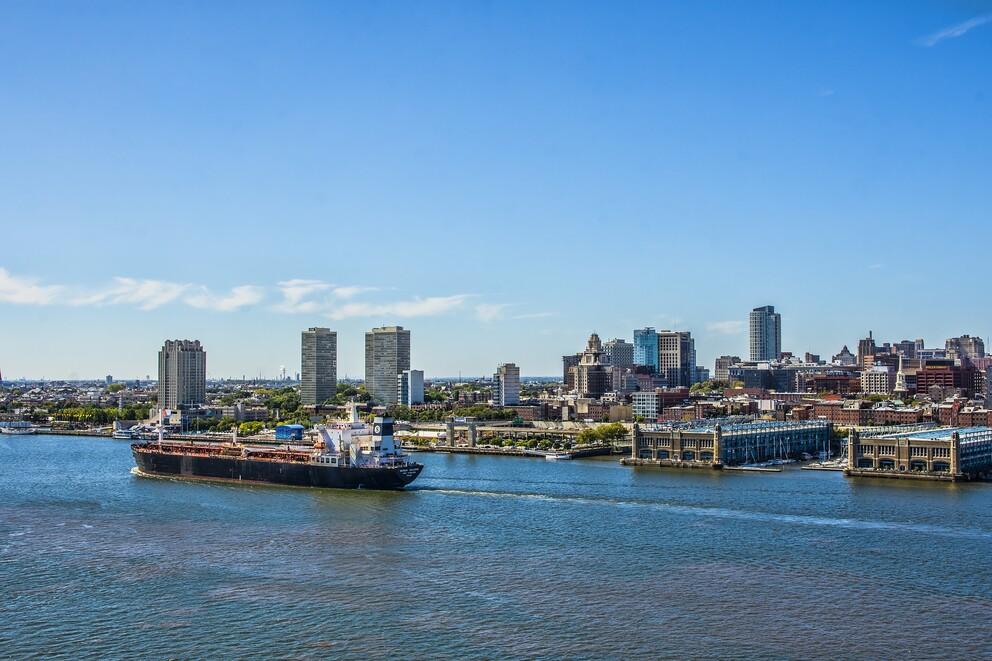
[131,413,422,490]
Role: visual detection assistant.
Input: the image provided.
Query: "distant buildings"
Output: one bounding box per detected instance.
[658,330,694,388]
[749,306,781,361]
[562,353,580,391]
[946,335,985,362]
[860,365,895,395]
[157,340,206,410]
[397,369,424,406]
[603,339,634,369]
[714,355,741,381]
[364,326,411,405]
[633,328,659,373]
[857,331,876,367]
[493,363,521,406]
[832,345,856,366]
[574,334,612,398]
[301,327,337,406]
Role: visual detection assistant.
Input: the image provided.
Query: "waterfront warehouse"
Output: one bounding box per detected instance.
[627,418,832,468]
[845,426,992,481]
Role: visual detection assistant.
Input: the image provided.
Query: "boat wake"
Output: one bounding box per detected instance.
[413,486,992,541]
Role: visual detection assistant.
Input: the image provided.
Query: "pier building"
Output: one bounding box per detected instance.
[845,426,992,481]
[627,418,831,468]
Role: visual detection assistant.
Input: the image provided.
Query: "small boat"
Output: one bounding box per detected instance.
[0,422,38,435]
[545,452,572,461]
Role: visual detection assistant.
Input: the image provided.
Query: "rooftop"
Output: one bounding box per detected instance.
[876,426,992,442]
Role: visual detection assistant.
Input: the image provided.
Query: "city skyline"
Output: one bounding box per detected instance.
[2,312,991,381]
[1,3,991,379]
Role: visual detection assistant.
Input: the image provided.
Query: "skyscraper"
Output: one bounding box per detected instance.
[365,326,411,405]
[157,340,206,410]
[714,355,742,381]
[749,305,782,361]
[301,327,337,406]
[633,328,659,372]
[575,334,611,398]
[946,335,986,362]
[603,339,634,369]
[657,330,694,388]
[493,363,521,406]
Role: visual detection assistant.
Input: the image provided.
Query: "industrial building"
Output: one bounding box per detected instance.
[845,426,992,481]
[627,417,832,468]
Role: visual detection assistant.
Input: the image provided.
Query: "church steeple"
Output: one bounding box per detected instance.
[894,353,908,396]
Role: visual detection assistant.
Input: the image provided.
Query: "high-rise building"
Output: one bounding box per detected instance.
[658,330,694,388]
[301,327,337,406]
[633,328,659,372]
[397,369,425,406]
[892,340,917,359]
[562,353,580,391]
[493,363,521,406]
[749,306,781,361]
[364,326,411,405]
[603,339,634,369]
[946,335,986,362]
[574,334,612,398]
[714,355,742,381]
[857,331,877,367]
[157,340,206,410]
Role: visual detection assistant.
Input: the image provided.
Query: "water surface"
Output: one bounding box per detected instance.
[1,435,990,659]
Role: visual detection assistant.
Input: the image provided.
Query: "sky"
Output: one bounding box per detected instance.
[1,1,990,380]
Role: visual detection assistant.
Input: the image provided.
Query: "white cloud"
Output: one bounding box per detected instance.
[513,311,555,320]
[706,320,746,335]
[186,285,266,311]
[0,267,63,305]
[74,277,189,310]
[274,279,334,313]
[919,14,991,47]
[0,267,480,321]
[332,286,379,300]
[327,295,470,320]
[475,303,510,322]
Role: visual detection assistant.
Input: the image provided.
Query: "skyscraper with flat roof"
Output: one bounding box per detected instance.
[493,363,521,406]
[365,326,411,405]
[634,328,659,372]
[749,305,781,361]
[301,327,337,406]
[658,330,694,388]
[157,340,206,410]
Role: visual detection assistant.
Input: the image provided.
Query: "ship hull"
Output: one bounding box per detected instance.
[132,447,422,490]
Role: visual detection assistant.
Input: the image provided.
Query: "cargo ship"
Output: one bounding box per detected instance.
[131,415,422,490]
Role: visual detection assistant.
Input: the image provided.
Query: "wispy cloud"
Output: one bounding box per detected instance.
[186,285,266,311]
[475,303,510,322]
[73,277,190,310]
[328,295,470,320]
[0,266,483,321]
[706,320,746,335]
[918,14,992,47]
[274,279,334,313]
[331,285,379,300]
[0,267,63,305]
[867,263,884,271]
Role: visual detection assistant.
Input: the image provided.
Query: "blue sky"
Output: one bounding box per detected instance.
[1,1,990,380]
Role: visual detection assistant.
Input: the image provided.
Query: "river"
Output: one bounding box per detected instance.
[1,434,990,659]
